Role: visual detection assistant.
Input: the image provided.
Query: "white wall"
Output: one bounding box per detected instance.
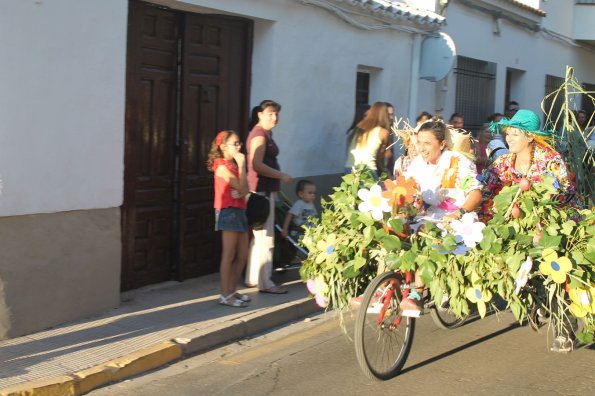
[0,0,128,216]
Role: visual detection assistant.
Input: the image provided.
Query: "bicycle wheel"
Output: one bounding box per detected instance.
[354,271,415,380]
[429,298,466,330]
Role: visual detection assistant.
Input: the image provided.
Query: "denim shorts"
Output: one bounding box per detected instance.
[215,207,248,232]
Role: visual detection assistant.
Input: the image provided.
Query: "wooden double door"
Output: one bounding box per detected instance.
[122,0,252,290]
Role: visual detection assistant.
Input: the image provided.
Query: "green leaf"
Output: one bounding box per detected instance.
[537,233,563,249]
[379,234,402,252]
[560,220,576,236]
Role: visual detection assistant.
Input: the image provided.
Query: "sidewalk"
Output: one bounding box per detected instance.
[0,268,320,396]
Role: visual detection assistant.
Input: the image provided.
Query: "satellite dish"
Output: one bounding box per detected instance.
[419,32,456,82]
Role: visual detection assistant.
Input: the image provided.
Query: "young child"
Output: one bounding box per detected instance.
[206,130,251,308]
[281,180,318,241]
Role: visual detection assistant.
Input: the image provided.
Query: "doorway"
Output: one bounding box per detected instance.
[122,0,252,290]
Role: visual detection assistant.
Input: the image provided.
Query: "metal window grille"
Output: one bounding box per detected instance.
[543,74,565,131]
[453,56,496,136]
[356,72,370,107]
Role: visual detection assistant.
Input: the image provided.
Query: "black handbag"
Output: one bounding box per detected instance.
[246,193,270,229]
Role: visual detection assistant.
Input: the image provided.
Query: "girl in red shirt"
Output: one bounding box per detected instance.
[206,130,250,307]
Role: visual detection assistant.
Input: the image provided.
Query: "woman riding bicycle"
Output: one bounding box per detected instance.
[399,119,483,316]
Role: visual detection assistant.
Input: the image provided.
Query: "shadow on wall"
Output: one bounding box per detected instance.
[0,278,10,339]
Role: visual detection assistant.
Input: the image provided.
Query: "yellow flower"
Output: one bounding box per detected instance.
[539,248,572,284]
[466,285,492,318]
[568,284,595,318]
[315,233,337,265]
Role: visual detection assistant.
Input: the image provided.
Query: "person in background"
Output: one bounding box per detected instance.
[206,130,250,307]
[393,130,418,178]
[504,101,519,120]
[346,103,371,136]
[385,102,396,172]
[449,112,464,129]
[281,179,318,241]
[245,100,292,294]
[475,123,492,174]
[344,101,391,179]
[416,111,432,126]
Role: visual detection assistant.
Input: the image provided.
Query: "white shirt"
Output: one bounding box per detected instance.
[405,149,480,219]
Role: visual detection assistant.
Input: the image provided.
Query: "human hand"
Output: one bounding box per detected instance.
[233,152,246,166]
[280,172,292,184]
[281,230,288,238]
[231,189,243,199]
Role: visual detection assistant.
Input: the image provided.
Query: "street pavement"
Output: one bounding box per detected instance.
[0,268,320,396]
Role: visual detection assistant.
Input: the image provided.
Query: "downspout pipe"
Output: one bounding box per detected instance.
[409,33,422,124]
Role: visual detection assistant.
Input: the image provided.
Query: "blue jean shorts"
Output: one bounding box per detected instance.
[215,207,248,232]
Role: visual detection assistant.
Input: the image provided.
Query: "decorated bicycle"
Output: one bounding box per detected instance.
[298,68,594,380]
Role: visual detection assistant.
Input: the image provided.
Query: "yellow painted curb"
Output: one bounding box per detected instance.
[74,341,182,394]
[0,342,183,396]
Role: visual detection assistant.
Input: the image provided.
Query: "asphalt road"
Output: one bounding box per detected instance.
[91,309,594,396]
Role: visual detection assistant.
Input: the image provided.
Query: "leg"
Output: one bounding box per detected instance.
[246,192,278,291]
[220,230,239,296]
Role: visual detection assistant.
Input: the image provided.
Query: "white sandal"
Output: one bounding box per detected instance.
[219,293,248,308]
[234,292,251,302]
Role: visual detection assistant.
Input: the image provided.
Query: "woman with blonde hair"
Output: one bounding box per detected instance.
[344,101,391,179]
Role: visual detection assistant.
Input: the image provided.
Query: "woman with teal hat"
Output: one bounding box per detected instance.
[482,109,576,207]
[482,109,578,353]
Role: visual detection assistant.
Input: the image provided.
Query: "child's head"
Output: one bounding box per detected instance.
[205,130,241,172]
[296,179,316,204]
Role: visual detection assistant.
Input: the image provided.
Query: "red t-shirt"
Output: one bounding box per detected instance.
[212,158,247,210]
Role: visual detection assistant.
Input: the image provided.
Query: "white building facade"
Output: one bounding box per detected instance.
[0,0,593,338]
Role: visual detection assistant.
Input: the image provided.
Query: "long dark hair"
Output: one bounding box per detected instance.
[248,99,282,131]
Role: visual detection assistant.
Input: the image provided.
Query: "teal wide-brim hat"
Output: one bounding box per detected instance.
[489,109,556,138]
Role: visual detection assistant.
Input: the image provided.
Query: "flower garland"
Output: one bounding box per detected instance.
[299,168,594,344]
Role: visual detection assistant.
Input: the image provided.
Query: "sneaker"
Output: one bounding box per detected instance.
[400,297,421,317]
[550,336,575,353]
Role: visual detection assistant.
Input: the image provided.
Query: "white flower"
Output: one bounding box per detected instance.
[515,256,533,294]
[358,185,391,221]
[449,212,486,248]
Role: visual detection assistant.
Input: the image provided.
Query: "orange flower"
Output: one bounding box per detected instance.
[382,176,417,209]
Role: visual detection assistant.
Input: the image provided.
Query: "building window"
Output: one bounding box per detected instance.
[356,71,370,107]
[543,74,565,131]
[453,56,496,136]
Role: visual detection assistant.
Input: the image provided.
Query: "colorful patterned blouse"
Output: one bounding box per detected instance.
[482,144,577,212]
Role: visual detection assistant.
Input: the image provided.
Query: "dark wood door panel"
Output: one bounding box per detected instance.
[122,1,179,290]
[177,14,252,279]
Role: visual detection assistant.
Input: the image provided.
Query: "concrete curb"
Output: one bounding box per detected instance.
[0,298,321,396]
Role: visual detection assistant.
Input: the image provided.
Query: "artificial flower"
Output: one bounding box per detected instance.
[358,185,391,221]
[539,248,572,284]
[315,233,337,265]
[514,256,533,294]
[382,176,417,209]
[306,278,316,295]
[449,212,486,248]
[314,275,329,296]
[568,285,595,318]
[466,285,492,318]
